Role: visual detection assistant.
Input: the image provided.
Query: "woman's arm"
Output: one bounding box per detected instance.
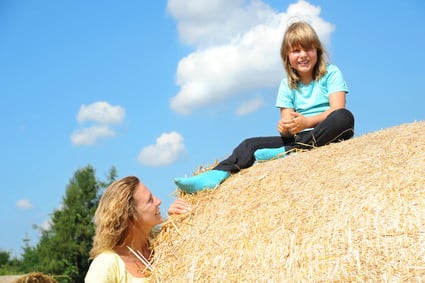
[168,198,191,214]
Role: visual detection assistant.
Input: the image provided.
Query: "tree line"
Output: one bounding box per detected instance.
[0,165,117,283]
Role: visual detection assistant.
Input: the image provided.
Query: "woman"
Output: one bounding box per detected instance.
[85,176,189,282]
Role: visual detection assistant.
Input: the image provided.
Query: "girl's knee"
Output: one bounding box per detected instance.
[242,137,259,145]
[333,108,355,126]
[334,108,352,117]
[335,109,355,139]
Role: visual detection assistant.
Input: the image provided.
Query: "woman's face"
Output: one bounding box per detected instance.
[133,182,163,231]
[288,45,317,81]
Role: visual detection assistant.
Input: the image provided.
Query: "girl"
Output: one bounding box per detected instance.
[85,176,190,282]
[174,21,355,193]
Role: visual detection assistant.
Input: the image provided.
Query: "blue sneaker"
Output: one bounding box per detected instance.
[174,170,230,193]
[254,147,286,161]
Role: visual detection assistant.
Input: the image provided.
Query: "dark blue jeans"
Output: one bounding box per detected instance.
[214,108,355,173]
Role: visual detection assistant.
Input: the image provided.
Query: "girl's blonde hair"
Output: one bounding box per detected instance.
[89,176,140,259]
[280,21,328,89]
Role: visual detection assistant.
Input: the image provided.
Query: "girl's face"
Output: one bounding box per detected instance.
[133,182,163,231]
[288,45,317,82]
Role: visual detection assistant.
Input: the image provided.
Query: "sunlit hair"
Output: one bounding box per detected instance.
[280,21,328,89]
[89,176,140,259]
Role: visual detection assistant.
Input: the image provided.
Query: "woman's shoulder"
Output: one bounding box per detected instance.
[85,250,125,282]
[95,250,120,260]
[91,250,123,267]
[90,250,151,283]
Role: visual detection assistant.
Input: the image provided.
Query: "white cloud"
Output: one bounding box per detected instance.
[71,125,116,146]
[16,199,32,210]
[38,219,52,231]
[71,101,125,146]
[77,101,125,124]
[168,0,335,115]
[236,97,264,116]
[137,131,186,167]
[167,0,274,47]
[285,0,334,47]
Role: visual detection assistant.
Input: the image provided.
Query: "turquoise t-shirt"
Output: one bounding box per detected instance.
[275,64,348,117]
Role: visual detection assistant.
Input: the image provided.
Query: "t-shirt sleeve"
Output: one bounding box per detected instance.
[275,78,294,108]
[326,64,349,95]
[85,253,120,283]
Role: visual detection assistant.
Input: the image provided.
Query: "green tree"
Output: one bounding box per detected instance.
[0,249,21,275]
[21,165,117,282]
[0,250,11,267]
[0,250,12,274]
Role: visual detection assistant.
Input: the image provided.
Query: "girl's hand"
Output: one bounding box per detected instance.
[282,112,307,135]
[168,198,191,215]
[277,117,293,136]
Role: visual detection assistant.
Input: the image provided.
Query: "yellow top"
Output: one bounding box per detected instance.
[85,250,150,283]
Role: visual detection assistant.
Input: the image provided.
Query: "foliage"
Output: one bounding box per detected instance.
[0,249,21,275]
[5,165,118,282]
[0,250,11,267]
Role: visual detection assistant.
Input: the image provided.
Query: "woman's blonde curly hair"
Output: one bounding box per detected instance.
[89,176,140,259]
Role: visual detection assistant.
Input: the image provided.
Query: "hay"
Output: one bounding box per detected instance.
[10,273,57,283]
[151,121,425,282]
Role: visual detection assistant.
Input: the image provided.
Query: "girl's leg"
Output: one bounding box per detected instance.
[174,170,231,194]
[174,136,290,193]
[289,108,355,151]
[256,108,355,157]
[214,136,292,172]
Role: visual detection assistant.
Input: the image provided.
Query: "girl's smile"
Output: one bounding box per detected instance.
[288,46,317,84]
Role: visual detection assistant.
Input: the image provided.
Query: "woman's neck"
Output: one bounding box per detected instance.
[126,226,151,250]
[114,231,150,255]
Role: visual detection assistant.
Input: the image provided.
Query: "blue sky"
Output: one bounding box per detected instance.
[1,0,424,257]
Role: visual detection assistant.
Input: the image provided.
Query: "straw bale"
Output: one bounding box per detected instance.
[9,273,58,283]
[151,121,425,282]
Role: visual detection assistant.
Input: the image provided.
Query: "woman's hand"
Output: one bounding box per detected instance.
[168,198,191,215]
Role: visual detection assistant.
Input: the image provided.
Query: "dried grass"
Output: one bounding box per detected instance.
[10,273,58,283]
[151,121,425,282]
